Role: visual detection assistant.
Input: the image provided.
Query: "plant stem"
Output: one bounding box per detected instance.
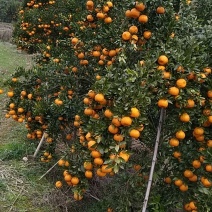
[142,108,165,212]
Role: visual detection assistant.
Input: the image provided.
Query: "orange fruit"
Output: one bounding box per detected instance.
[179,113,190,122]
[173,151,181,158]
[94,157,104,165]
[64,174,72,182]
[104,17,112,24]
[58,159,65,166]
[207,140,212,147]
[205,164,212,172]
[130,8,140,18]
[138,15,148,23]
[156,6,165,14]
[0,89,4,94]
[91,150,102,158]
[157,99,168,108]
[176,78,187,88]
[113,134,124,142]
[143,31,152,39]
[101,164,113,173]
[129,129,140,139]
[175,130,185,140]
[112,117,121,127]
[179,184,188,192]
[73,192,83,200]
[71,177,80,185]
[84,108,94,116]
[88,140,96,150]
[135,2,146,11]
[85,170,93,179]
[7,91,14,97]
[164,177,172,184]
[108,124,119,134]
[83,161,93,170]
[201,177,212,187]
[104,109,113,118]
[186,99,195,108]
[119,151,130,162]
[157,55,168,65]
[168,87,179,96]
[133,164,142,171]
[169,138,179,147]
[183,170,193,178]
[129,26,138,34]
[96,168,107,177]
[188,174,198,182]
[121,116,132,126]
[192,160,201,169]
[130,107,140,118]
[94,93,105,102]
[55,181,62,188]
[106,1,113,8]
[122,31,131,41]
[189,201,197,210]
[193,127,204,135]
[207,90,212,98]
[174,179,183,187]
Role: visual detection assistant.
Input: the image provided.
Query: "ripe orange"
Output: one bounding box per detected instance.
[179,184,188,192]
[122,31,131,41]
[130,107,140,118]
[58,159,65,166]
[104,17,112,24]
[135,2,146,11]
[183,170,193,178]
[193,127,204,135]
[101,164,113,173]
[73,192,83,200]
[119,151,130,162]
[207,90,212,98]
[168,87,179,96]
[94,157,104,165]
[157,55,168,66]
[189,201,197,210]
[64,174,72,182]
[94,93,105,102]
[143,31,152,39]
[164,177,172,184]
[71,177,80,185]
[169,138,179,147]
[104,109,113,118]
[55,181,62,188]
[129,26,138,34]
[112,117,121,127]
[205,164,212,172]
[113,134,124,142]
[0,89,4,94]
[7,91,14,97]
[91,150,102,158]
[176,78,187,88]
[188,174,198,182]
[138,15,148,23]
[84,108,94,116]
[133,164,142,171]
[207,140,212,147]
[129,129,140,139]
[179,113,190,122]
[83,161,93,170]
[88,140,96,150]
[186,99,195,108]
[201,177,212,187]
[157,99,168,108]
[175,130,185,140]
[192,160,201,169]
[156,6,165,14]
[96,168,107,177]
[130,8,140,18]
[108,124,119,134]
[121,116,132,126]
[85,170,93,179]
[173,151,181,158]
[106,1,113,8]
[174,179,183,187]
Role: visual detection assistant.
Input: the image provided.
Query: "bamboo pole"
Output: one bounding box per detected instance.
[142,108,165,212]
[33,132,46,158]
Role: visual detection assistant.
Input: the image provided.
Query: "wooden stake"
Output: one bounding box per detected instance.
[33,132,46,158]
[142,109,165,212]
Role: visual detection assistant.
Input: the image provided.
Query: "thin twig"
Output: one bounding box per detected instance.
[38,156,65,180]
[8,186,25,212]
[86,192,100,201]
[142,109,165,212]
[33,132,46,158]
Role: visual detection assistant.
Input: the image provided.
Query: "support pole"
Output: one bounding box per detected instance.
[142,108,165,212]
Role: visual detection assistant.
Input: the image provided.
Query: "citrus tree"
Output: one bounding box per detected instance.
[1,0,211,211]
